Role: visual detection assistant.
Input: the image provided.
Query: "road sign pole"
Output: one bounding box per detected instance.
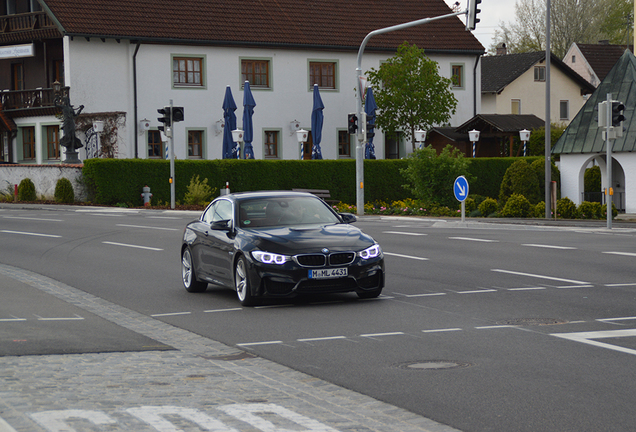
[169,99,175,210]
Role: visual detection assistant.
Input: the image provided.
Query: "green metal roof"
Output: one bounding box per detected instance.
[552,50,636,154]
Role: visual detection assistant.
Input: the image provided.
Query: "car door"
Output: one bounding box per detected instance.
[198,199,235,286]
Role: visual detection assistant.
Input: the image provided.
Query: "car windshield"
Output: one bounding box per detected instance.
[238,197,340,228]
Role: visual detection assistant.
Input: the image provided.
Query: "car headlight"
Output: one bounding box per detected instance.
[359,244,382,260]
[251,250,290,265]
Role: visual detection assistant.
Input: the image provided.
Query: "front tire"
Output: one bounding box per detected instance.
[235,255,256,306]
[182,247,207,293]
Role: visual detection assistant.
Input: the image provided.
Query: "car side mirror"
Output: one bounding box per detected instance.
[211,219,231,231]
[339,213,357,224]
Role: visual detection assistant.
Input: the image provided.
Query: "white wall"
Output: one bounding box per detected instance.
[65,38,481,161]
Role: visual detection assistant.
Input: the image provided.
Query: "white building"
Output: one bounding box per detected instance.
[0,0,484,164]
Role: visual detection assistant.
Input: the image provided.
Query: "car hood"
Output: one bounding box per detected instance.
[240,223,376,255]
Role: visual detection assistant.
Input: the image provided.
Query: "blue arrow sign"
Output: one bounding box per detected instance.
[454,176,469,202]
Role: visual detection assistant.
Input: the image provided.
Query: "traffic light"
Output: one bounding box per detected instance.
[157,107,172,132]
[466,0,481,31]
[366,119,375,140]
[172,106,185,123]
[611,101,625,127]
[348,113,358,134]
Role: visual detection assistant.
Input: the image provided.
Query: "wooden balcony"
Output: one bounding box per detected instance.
[0,87,69,112]
[0,11,56,33]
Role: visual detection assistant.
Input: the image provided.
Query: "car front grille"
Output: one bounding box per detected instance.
[294,252,355,268]
[295,254,326,267]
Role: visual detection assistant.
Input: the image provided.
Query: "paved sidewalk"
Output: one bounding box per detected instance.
[0,264,459,432]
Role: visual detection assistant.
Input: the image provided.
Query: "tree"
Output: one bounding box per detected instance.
[367,42,458,152]
[400,144,469,208]
[491,0,630,58]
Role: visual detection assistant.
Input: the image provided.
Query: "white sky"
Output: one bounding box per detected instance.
[444,0,518,51]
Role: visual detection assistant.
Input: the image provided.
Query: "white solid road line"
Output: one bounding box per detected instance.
[384,252,429,260]
[522,244,577,250]
[237,340,283,347]
[150,312,192,317]
[102,241,163,251]
[360,332,405,337]
[422,328,462,333]
[382,231,428,236]
[603,251,636,257]
[0,230,61,238]
[297,336,347,342]
[491,269,590,285]
[2,216,64,222]
[449,237,499,242]
[116,224,179,231]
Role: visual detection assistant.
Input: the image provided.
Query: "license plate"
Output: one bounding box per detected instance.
[309,268,348,279]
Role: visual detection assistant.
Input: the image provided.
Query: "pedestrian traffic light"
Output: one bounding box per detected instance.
[157,107,172,132]
[348,113,358,134]
[466,0,481,31]
[611,101,625,127]
[172,106,185,123]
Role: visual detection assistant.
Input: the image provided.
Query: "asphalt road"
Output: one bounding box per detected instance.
[1,204,635,432]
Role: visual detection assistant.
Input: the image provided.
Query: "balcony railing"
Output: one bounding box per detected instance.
[0,11,56,33]
[0,87,69,111]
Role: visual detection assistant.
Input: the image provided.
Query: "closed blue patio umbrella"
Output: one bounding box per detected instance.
[364,86,377,159]
[242,81,256,159]
[222,86,238,159]
[311,84,324,160]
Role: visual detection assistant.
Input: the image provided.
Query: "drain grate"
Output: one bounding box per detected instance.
[497,318,568,326]
[397,360,470,370]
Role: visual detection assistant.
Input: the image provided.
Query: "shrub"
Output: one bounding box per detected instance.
[183,175,214,206]
[464,197,476,213]
[499,159,541,205]
[17,178,36,201]
[478,198,498,217]
[500,193,531,218]
[584,166,601,195]
[534,201,545,218]
[54,178,75,203]
[602,202,618,219]
[577,201,602,219]
[556,197,577,219]
[400,145,470,208]
[529,158,560,202]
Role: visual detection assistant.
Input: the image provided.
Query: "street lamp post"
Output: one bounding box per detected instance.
[231,129,244,159]
[414,129,427,150]
[519,129,530,157]
[296,129,308,160]
[468,129,480,158]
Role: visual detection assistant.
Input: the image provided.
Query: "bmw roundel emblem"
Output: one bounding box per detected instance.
[322,248,329,254]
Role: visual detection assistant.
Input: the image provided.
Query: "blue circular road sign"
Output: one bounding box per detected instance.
[454,176,469,202]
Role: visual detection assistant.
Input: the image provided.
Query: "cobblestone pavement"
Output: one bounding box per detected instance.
[0,264,460,432]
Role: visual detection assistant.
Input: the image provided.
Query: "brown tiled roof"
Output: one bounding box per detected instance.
[41,0,484,53]
[576,43,634,82]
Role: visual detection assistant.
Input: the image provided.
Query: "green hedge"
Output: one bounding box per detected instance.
[82,159,412,206]
[82,157,542,206]
[466,156,542,198]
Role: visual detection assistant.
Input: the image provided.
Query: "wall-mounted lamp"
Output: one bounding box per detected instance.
[215,119,225,135]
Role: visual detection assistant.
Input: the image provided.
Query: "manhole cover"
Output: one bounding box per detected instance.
[397,360,470,370]
[497,318,568,326]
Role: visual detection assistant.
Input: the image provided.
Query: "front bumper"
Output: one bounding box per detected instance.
[246,254,385,298]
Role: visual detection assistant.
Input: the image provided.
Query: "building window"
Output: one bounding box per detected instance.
[241,59,270,88]
[338,130,351,158]
[560,100,569,120]
[264,130,279,158]
[571,55,576,63]
[148,130,163,158]
[534,66,546,82]
[11,63,23,90]
[188,130,203,159]
[173,56,204,87]
[22,126,35,160]
[511,99,521,115]
[451,64,464,88]
[309,61,336,89]
[46,125,60,159]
